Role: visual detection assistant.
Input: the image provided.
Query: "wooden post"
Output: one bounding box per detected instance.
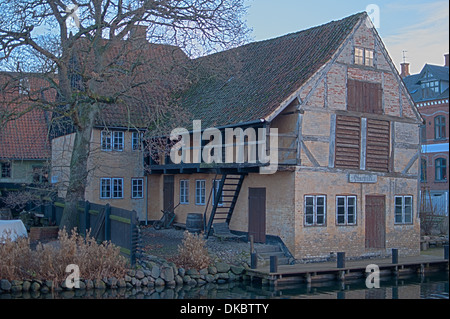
[105,204,111,241]
[337,252,345,268]
[392,248,399,264]
[444,245,449,260]
[251,253,258,270]
[270,256,278,273]
[249,234,254,254]
[84,201,90,237]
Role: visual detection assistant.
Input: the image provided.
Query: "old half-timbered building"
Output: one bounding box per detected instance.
[146,12,423,260]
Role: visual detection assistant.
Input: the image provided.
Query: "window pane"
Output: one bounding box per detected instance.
[405,200,412,224]
[395,197,403,223]
[347,197,356,224]
[101,178,111,198]
[305,197,314,225]
[355,48,364,65]
[365,49,374,66]
[316,196,325,225]
[102,132,112,150]
[337,197,345,224]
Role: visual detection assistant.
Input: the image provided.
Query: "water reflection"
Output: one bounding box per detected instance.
[1,272,448,300]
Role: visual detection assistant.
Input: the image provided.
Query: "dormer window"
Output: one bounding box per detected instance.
[355,48,374,67]
[421,80,440,98]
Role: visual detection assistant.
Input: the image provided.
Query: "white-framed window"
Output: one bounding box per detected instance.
[354,48,364,65]
[113,131,124,151]
[365,49,374,67]
[100,178,112,198]
[336,196,357,225]
[304,195,326,226]
[180,180,189,204]
[112,178,124,198]
[212,180,224,206]
[132,131,142,151]
[101,178,124,199]
[395,195,413,224]
[355,48,374,67]
[195,180,206,205]
[132,178,144,199]
[101,131,112,151]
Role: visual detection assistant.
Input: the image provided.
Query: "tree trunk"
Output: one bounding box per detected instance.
[59,104,99,232]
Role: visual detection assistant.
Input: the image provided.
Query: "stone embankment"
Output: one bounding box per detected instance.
[0,253,247,297]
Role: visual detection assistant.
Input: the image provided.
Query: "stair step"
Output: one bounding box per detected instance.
[255,245,283,253]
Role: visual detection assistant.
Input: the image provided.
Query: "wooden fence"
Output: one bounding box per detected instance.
[40,198,140,265]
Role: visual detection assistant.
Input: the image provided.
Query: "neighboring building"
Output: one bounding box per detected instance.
[0,73,52,203]
[402,54,449,216]
[146,12,423,260]
[50,31,189,221]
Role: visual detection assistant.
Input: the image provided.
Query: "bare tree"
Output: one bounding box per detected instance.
[0,0,250,231]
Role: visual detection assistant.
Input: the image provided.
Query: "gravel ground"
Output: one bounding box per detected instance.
[139,225,252,266]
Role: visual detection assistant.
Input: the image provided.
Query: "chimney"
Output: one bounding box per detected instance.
[129,25,147,42]
[445,54,449,67]
[400,62,410,78]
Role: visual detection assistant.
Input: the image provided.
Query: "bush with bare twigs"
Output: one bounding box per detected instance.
[0,229,127,283]
[176,231,211,270]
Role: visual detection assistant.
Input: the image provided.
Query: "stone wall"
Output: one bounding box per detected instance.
[0,253,246,298]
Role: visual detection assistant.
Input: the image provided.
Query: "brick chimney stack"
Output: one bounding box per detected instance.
[129,25,147,42]
[445,53,449,67]
[400,62,410,78]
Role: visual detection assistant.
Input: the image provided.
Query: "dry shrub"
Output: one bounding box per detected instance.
[0,228,127,282]
[176,231,211,270]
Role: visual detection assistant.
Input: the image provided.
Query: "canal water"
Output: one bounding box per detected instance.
[1,272,448,299]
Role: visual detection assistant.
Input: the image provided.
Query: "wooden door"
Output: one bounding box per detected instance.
[365,195,386,249]
[248,188,266,243]
[163,175,174,211]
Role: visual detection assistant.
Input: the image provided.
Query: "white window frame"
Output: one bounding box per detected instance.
[132,178,144,199]
[195,180,206,205]
[180,180,189,204]
[395,195,413,224]
[212,180,224,206]
[101,131,112,151]
[112,178,124,199]
[354,47,364,65]
[304,195,326,226]
[336,195,357,225]
[355,47,374,67]
[132,131,142,151]
[100,178,112,199]
[113,131,124,151]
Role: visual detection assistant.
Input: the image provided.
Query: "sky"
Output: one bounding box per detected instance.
[245,0,449,75]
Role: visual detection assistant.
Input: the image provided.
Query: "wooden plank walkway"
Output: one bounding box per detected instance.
[246,254,449,287]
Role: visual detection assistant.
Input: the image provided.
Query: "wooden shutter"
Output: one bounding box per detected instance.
[347,79,382,114]
[365,119,390,172]
[335,115,361,169]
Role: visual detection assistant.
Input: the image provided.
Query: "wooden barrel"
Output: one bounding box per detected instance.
[186,213,203,233]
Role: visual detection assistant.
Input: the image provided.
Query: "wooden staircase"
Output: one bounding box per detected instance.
[204,174,245,239]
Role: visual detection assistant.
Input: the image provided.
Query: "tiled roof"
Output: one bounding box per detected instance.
[0,73,53,160]
[0,104,51,160]
[68,39,191,129]
[179,12,364,128]
[404,64,449,103]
